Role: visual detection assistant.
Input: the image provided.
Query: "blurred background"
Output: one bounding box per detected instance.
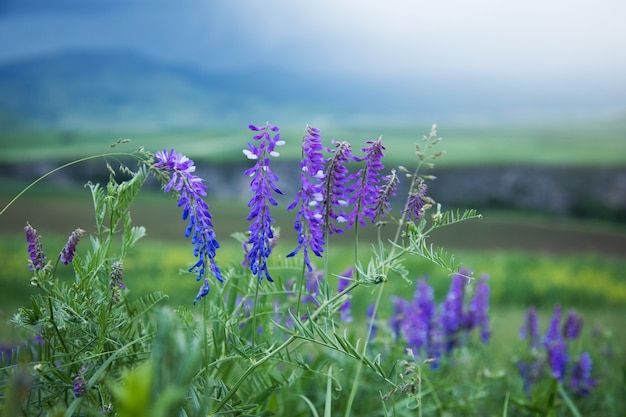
[0,1,625,325]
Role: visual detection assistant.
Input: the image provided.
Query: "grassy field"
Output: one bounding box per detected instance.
[1,119,625,166]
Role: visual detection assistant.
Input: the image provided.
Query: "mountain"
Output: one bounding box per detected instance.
[1,49,623,131]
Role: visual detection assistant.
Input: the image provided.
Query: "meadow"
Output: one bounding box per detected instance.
[1,121,625,415]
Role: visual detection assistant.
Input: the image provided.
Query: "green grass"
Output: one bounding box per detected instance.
[1,119,625,166]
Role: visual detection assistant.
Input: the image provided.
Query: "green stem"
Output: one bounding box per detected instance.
[214,280,362,413]
[0,152,141,218]
[344,280,385,417]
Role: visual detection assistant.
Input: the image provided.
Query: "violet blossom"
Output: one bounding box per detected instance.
[243,123,285,282]
[152,149,221,303]
[562,309,583,340]
[322,140,358,236]
[543,306,568,381]
[519,307,541,350]
[286,125,326,271]
[60,228,85,265]
[467,274,490,343]
[347,137,385,228]
[569,352,596,396]
[25,222,46,271]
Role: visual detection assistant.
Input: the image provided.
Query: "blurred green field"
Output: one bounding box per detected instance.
[1,119,626,166]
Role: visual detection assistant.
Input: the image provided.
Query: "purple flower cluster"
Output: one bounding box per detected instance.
[25,223,46,271]
[60,228,85,265]
[389,271,490,366]
[517,306,596,396]
[322,140,358,236]
[347,137,386,228]
[152,149,221,303]
[72,365,87,398]
[109,261,125,304]
[242,123,285,282]
[402,179,429,223]
[287,125,326,271]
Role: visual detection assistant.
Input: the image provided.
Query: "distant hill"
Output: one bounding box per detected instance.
[1,49,624,131]
[0,49,435,130]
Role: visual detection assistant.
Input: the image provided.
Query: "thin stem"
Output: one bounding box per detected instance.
[214,280,362,413]
[344,280,385,417]
[251,277,261,364]
[0,152,142,218]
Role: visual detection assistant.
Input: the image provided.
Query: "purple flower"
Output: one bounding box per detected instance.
[152,149,221,302]
[60,228,84,265]
[337,267,353,322]
[243,123,285,282]
[439,271,468,353]
[389,278,439,362]
[544,306,568,381]
[467,274,490,343]
[569,352,596,396]
[322,140,358,236]
[562,310,583,340]
[347,137,385,228]
[517,358,544,394]
[374,169,399,222]
[25,222,46,270]
[110,261,125,304]
[73,365,87,398]
[402,179,428,223]
[520,307,541,350]
[286,125,326,271]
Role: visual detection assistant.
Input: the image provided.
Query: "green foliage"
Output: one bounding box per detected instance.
[1,127,624,417]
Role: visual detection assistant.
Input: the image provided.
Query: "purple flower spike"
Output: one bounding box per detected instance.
[374,169,399,221]
[468,274,490,343]
[519,306,540,350]
[60,228,85,265]
[243,123,285,283]
[347,136,385,228]
[562,310,583,340]
[569,352,596,396]
[544,306,568,381]
[439,271,468,352]
[287,125,326,271]
[322,140,358,236]
[73,365,87,398]
[402,179,428,223]
[152,149,221,303]
[25,222,46,271]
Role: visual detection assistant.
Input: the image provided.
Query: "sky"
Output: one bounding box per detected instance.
[0,0,625,121]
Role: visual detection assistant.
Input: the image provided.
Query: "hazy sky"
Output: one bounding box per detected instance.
[1,0,625,82]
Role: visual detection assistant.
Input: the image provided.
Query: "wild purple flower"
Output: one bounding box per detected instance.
[110,261,125,304]
[389,278,438,361]
[562,310,583,340]
[544,306,568,381]
[153,149,221,303]
[25,222,46,270]
[337,267,353,322]
[60,228,84,265]
[402,179,428,223]
[243,123,285,282]
[569,352,596,396]
[520,307,541,350]
[302,269,322,306]
[322,140,358,236]
[439,271,468,353]
[517,358,544,394]
[467,274,490,343]
[73,365,87,398]
[373,169,399,222]
[286,125,326,271]
[389,296,409,339]
[347,137,385,228]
